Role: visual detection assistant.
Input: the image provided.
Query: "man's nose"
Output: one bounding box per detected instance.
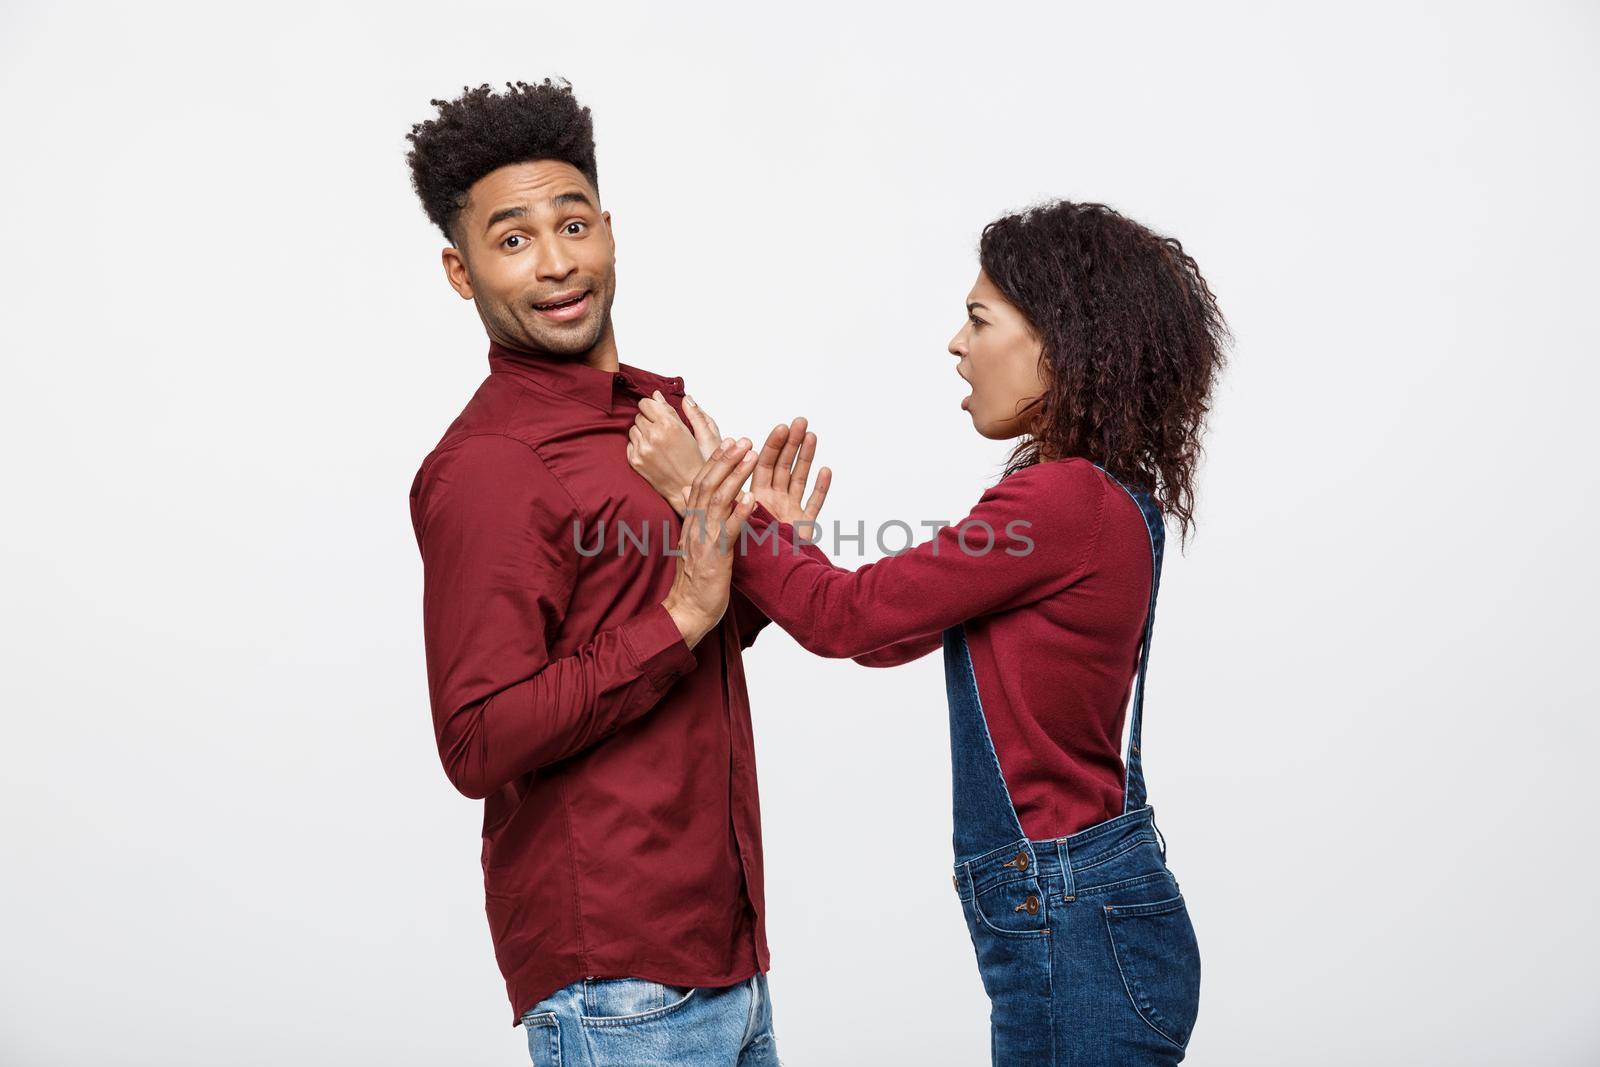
[534,234,577,281]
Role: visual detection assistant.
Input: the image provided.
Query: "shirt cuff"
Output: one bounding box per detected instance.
[619,601,699,689]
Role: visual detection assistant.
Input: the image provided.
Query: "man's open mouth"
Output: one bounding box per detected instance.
[532,290,592,321]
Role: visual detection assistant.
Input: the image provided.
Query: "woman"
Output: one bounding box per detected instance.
[629,200,1228,1065]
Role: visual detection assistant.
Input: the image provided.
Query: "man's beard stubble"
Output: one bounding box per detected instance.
[482,279,614,361]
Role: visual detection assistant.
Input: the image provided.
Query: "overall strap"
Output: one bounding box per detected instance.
[943,623,1029,862]
[1093,466,1165,814]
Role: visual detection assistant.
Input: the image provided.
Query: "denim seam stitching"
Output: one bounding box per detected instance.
[1070,870,1175,900]
[1069,833,1160,874]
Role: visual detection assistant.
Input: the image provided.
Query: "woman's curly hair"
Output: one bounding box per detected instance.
[980,201,1230,544]
[405,78,597,244]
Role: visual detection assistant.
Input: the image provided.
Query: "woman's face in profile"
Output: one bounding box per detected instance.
[948,269,1050,441]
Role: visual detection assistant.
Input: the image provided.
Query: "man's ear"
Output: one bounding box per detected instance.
[442,245,474,300]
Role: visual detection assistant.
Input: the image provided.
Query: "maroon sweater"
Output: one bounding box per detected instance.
[736,458,1153,840]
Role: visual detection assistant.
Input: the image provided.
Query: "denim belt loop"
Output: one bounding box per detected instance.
[1055,838,1076,899]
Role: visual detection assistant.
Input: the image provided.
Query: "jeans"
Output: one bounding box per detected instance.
[954,806,1201,1064]
[519,973,780,1067]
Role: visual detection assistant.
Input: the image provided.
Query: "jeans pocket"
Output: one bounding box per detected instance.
[520,1010,561,1067]
[968,875,1050,937]
[1101,893,1201,1049]
[579,977,697,1026]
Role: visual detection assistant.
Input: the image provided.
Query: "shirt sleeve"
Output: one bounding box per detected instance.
[731,460,1108,660]
[411,434,696,799]
[728,588,773,650]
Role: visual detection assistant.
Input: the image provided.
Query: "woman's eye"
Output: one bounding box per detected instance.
[969,314,984,327]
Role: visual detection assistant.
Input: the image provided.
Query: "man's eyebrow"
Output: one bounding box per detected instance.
[482,192,597,235]
[551,191,596,211]
[483,205,526,234]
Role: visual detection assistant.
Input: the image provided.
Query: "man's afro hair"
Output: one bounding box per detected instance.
[405,78,598,245]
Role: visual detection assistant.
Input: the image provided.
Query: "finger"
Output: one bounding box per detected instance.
[628,424,644,447]
[789,431,818,506]
[772,417,806,493]
[695,446,755,548]
[688,438,748,518]
[638,394,672,425]
[751,423,788,493]
[683,396,722,457]
[803,465,832,522]
[706,443,757,519]
[721,489,756,550]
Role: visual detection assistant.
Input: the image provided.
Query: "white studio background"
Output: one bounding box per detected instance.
[2,2,1597,1064]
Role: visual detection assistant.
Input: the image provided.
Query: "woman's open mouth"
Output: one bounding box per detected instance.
[533,291,591,322]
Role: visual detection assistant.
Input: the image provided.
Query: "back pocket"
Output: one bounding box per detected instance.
[1102,894,1201,1048]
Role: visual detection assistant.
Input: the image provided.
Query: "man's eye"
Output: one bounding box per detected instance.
[503,234,524,249]
[564,221,586,235]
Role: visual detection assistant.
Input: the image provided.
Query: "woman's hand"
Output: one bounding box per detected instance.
[751,417,831,534]
[628,392,722,516]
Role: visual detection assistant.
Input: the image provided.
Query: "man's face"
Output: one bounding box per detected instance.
[442,159,616,361]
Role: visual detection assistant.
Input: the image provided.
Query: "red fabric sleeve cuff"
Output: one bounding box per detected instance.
[620,602,698,689]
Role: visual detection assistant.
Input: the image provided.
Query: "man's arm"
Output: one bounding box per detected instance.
[411,434,698,800]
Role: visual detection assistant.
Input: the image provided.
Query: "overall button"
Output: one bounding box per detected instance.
[1013,850,1029,872]
[1014,894,1040,915]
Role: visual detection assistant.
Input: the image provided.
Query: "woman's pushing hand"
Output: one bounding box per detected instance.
[751,417,831,535]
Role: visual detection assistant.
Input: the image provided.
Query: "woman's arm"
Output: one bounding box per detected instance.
[732,457,1109,660]
[757,520,942,667]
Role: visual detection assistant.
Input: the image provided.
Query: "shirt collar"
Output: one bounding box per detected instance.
[486,338,685,414]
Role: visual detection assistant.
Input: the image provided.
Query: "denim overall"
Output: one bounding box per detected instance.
[942,467,1201,1065]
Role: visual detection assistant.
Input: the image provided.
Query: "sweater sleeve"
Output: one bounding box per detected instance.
[731,459,1107,660]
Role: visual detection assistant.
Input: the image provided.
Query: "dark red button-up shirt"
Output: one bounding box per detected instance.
[409,339,771,1025]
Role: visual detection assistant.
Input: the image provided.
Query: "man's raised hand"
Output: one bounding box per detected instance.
[660,437,757,648]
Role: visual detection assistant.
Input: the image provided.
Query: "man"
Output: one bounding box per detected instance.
[404,79,778,1065]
